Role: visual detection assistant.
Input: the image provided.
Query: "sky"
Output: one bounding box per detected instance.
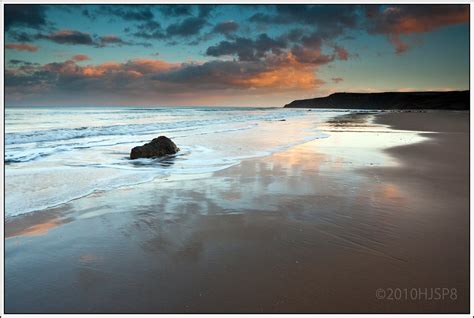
[4,4,470,107]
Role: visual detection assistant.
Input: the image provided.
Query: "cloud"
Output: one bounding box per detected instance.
[5,4,48,31]
[8,30,36,42]
[166,17,207,37]
[290,45,335,65]
[37,30,95,45]
[154,60,265,89]
[72,54,90,62]
[334,45,349,60]
[241,54,325,90]
[6,53,325,104]
[124,58,179,74]
[206,29,349,66]
[98,35,130,46]
[132,21,166,40]
[157,4,216,18]
[206,33,287,61]
[155,54,324,91]
[6,58,178,88]
[198,5,217,18]
[365,4,469,54]
[8,59,39,66]
[97,5,154,21]
[132,16,209,40]
[212,21,239,35]
[81,8,94,19]
[35,29,150,48]
[6,43,39,52]
[246,4,468,57]
[249,5,359,38]
[388,34,409,54]
[331,77,343,84]
[159,5,193,17]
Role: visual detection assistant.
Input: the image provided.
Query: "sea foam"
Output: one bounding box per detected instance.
[5,107,335,217]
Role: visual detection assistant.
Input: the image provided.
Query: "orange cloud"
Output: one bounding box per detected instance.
[367,5,469,54]
[6,43,39,52]
[237,53,322,90]
[72,54,90,62]
[126,59,179,73]
[384,6,469,34]
[82,62,125,77]
[42,59,179,79]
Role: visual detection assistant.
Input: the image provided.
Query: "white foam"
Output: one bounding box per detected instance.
[5,107,335,217]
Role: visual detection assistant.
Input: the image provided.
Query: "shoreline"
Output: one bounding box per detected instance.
[5,110,469,313]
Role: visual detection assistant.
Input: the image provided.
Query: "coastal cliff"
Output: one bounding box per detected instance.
[284,91,469,110]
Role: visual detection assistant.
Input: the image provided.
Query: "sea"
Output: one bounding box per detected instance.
[5,106,350,218]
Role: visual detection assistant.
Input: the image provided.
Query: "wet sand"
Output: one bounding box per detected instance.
[5,111,469,313]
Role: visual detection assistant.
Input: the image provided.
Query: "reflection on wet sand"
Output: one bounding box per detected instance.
[5,112,469,313]
[5,206,74,238]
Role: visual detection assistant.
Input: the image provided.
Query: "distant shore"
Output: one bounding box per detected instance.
[284,91,469,110]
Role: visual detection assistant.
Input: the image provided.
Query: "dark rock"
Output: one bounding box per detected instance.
[279,119,286,121]
[130,136,179,160]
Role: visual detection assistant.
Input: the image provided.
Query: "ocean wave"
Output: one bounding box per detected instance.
[5,111,302,146]
[5,107,336,218]
[5,124,260,164]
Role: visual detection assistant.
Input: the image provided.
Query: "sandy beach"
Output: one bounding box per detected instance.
[5,111,469,313]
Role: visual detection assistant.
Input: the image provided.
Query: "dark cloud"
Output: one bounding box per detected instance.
[97,35,152,48]
[250,5,359,37]
[290,45,335,65]
[5,5,48,31]
[289,43,350,65]
[166,17,208,37]
[245,5,360,65]
[300,31,324,49]
[8,30,35,42]
[9,59,24,65]
[364,4,469,54]
[213,21,239,35]
[9,59,39,66]
[279,28,305,43]
[206,38,256,61]
[37,30,95,45]
[99,35,130,46]
[5,69,55,89]
[159,5,193,17]
[206,33,287,61]
[35,29,151,48]
[132,17,208,40]
[81,9,93,19]
[98,5,154,21]
[132,21,166,40]
[198,5,217,18]
[332,77,343,84]
[154,60,265,89]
